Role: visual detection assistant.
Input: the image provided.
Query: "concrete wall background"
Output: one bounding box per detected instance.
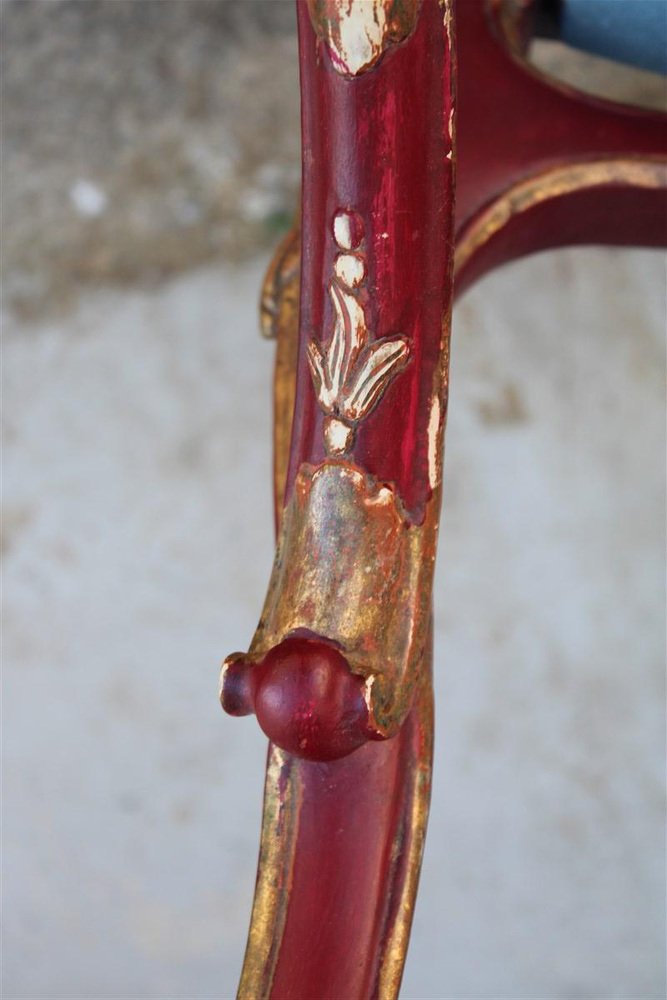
[3,3,665,998]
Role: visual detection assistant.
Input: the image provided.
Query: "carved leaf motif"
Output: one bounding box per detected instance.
[308,210,411,451]
[344,338,410,421]
[329,280,367,399]
[306,339,336,413]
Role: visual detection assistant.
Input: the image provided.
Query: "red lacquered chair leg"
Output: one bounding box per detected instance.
[221,1,456,995]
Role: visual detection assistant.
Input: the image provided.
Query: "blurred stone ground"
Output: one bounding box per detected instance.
[2,4,666,999]
[4,248,665,1000]
[2,0,299,320]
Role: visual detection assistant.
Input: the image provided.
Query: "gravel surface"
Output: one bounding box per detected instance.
[2,0,299,319]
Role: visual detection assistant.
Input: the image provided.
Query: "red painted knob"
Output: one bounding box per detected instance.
[255,637,371,761]
[221,637,373,761]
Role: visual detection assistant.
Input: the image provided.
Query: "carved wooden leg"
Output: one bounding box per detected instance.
[221,0,455,995]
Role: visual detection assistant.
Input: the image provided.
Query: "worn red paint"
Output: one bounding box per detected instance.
[287,0,454,520]
[248,637,372,761]
[253,0,452,994]
[454,1,666,291]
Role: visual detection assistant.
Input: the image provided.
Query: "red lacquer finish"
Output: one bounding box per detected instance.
[231,1,453,995]
[261,0,452,983]
[223,637,372,759]
[288,0,454,519]
[458,182,667,294]
[268,670,433,999]
[254,637,372,761]
[454,1,667,293]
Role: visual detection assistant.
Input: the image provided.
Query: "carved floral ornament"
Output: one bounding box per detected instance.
[307,0,422,76]
[307,209,410,455]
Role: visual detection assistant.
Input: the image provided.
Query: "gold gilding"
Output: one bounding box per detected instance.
[307,0,421,77]
[260,226,300,341]
[245,460,437,736]
[237,747,301,999]
[260,226,300,516]
[376,629,434,998]
[455,158,667,276]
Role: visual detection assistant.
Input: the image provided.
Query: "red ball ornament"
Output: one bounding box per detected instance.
[253,637,371,761]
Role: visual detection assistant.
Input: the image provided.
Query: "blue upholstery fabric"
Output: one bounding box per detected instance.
[561,0,667,74]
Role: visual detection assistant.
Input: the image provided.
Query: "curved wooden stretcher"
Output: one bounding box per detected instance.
[220,1,667,996]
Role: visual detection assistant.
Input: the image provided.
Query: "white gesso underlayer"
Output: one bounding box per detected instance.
[3,247,665,999]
